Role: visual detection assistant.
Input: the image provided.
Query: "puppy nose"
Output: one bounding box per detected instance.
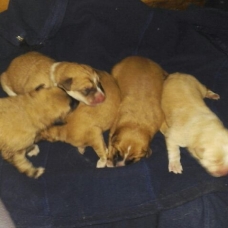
[92,92,106,104]
[113,153,124,167]
[212,168,228,177]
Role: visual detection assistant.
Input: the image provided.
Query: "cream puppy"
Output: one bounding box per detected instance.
[0,87,76,178]
[36,70,121,168]
[1,51,105,105]
[160,72,228,177]
[107,56,168,167]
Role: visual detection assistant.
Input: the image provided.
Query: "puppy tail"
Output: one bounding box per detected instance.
[205,88,220,100]
[0,72,17,96]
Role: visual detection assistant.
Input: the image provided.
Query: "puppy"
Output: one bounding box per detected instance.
[0,51,105,105]
[0,87,76,178]
[159,72,228,177]
[107,56,168,167]
[36,70,121,168]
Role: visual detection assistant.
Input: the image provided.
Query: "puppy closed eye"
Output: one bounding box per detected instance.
[81,87,96,96]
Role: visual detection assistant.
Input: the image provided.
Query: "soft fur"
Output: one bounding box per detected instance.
[107,56,168,167]
[36,70,121,168]
[159,72,228,177]
[0,87,76,178]
[0,51,105,105]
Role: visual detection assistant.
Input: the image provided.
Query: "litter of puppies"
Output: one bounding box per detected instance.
[0,52,227,178]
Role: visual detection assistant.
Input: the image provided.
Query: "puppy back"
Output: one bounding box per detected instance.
[1,51,55,94]
[111,56,166,98]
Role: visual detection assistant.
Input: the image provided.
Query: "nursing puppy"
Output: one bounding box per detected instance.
[107,56,168,167]
[36,70,121,168]
[160,73,228,177]
[0,51,105,105]
[0,87,76,178]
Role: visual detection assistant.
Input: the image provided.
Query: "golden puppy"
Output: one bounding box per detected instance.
[36,70,121,168]
[0,87,77,178]
[159,72,228,177]
[1,51,105,105]
[107,56,168,167]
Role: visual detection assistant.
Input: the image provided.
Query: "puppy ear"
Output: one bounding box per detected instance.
[58,78,73,91]
[205,89,220,100]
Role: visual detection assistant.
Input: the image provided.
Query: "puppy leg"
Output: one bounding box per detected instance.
[90,129,108,168]
[78,147,85,154]
[205,89,220,100]
[1,149,45,178]
[27,144,40,157]
[166,139,183,174]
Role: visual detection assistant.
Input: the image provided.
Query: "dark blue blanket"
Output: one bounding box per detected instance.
[0,0,228,227]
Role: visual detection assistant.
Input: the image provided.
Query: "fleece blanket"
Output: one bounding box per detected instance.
[0,0,228,227]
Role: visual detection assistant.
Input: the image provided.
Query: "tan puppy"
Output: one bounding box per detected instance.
[0,87,76,178]
[36,70,121,168]
[159,72,228,177]
[107,56,168,167]
[1,51,105,105]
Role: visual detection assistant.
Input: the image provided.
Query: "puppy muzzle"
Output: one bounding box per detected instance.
[112,152,135,167]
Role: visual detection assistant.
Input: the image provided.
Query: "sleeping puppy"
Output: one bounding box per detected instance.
[107,56,168,167]
[160,72,228,177]
[36,70,121,168]
[0,87,77,178]
[0,51,105,105]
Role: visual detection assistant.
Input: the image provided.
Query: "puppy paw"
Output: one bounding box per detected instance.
[169,161,183,174]
[96,158,107,168]
[106,160,114,167]
[33,167,45,179]
[78,147,85,154]
[26,167,45,178]
[27,145,40,157]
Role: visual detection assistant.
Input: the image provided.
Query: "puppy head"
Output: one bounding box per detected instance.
[52,62,105,105]
[107,129,152,167]
[191,135,228,177]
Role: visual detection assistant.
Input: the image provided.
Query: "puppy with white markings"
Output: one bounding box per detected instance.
[0,51,105,105]
[0,87,77,178]
[107,56,168,167]
[159,72,228,177]
[36,70,121,168]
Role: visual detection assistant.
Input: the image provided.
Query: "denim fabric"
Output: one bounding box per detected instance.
[0,0,228,227]
[0,0,68,46]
